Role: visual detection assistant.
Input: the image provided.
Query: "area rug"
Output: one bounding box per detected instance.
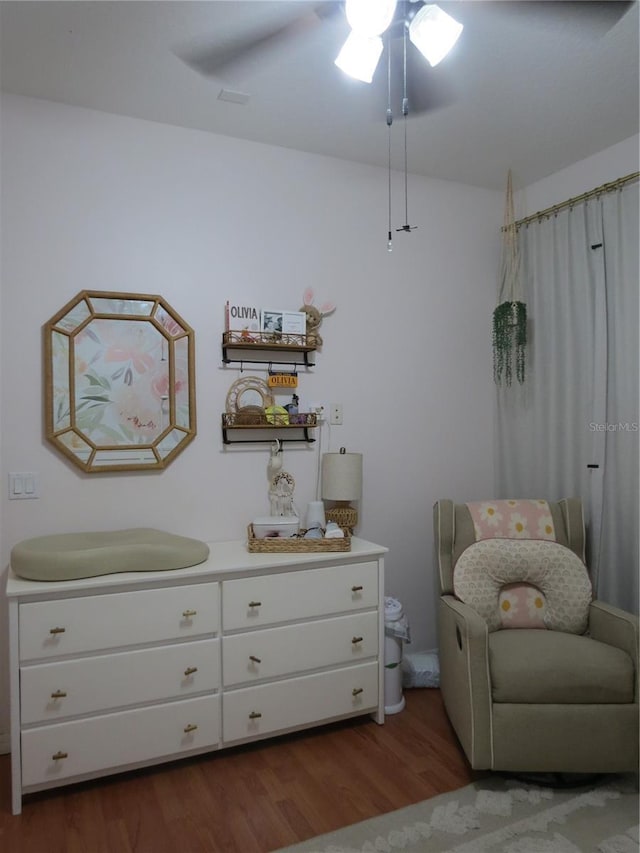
[276,774,639,853]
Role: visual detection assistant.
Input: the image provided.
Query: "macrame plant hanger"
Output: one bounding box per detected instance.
[493,170,527,385]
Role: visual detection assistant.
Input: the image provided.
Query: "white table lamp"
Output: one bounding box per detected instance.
[321,447,363,533]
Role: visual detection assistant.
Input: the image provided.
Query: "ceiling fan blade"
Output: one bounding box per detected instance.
[451,0,636,38]
[405,59,456,117]
[176,2,341,83]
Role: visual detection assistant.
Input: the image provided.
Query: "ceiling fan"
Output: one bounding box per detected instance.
[178,1,464,117]
[335,1,463,83]
[176,0,634,249]
[177,0,634,118]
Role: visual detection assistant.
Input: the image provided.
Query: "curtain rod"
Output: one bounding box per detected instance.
[511,171,640,230]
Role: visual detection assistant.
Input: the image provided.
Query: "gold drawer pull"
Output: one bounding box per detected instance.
[51,690,67,699]
[184,667,198,676]
[352,688,364,697]
[249,655,261,664]
[249,711,262,720]
[351,585,363,593]
[351,636,363,644]
[182,609,197,618]
[248,601,262,608]
[49,627,66,635]
[52,751,68,761]
[183,723,198,733]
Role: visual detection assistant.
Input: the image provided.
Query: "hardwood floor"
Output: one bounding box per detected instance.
[0,688,481,853]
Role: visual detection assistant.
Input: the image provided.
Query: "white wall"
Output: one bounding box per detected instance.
[0,93,503,743]
[1,97,635,750]
[517,134,639,218]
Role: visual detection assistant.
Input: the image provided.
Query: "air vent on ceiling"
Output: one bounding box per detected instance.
[217,89,250,105]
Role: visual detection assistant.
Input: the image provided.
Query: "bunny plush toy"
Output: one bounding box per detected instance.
[300,288,336,347]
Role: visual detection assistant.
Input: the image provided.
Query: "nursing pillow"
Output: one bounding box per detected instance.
[453,538,592,634]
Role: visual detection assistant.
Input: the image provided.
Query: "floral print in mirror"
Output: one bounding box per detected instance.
[45,291,196,472]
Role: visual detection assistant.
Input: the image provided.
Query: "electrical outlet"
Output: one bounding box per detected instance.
[330,404,343,425]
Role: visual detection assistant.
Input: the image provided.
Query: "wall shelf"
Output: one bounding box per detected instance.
[221,413,317,445]
[222,331,316,368]
[221,331,318,444]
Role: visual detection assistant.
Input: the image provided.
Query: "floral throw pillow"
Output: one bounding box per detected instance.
[466,500,556,541]
[498,582,547,629]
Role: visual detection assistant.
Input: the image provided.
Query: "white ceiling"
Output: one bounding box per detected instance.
[1,0,638,190]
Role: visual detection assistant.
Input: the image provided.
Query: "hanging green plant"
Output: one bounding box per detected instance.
[493,300,527,386]
[493,170,527,386]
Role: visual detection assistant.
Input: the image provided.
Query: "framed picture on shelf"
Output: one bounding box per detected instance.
[261,309,306,336]
[225,300,260,333]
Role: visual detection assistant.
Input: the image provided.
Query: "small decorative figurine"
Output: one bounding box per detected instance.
[284,393,300,423]
[269,471,296,517]
[300,288,336,347]
[267,439,283,480]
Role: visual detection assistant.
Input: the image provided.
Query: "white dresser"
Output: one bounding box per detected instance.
[6,538,387,814]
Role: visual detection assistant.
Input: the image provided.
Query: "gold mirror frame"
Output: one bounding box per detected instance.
[44,290,196,473]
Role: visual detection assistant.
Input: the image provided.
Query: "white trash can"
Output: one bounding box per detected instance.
[384,597,407,714]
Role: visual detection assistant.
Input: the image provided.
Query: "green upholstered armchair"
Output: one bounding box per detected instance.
[434,498,639,773]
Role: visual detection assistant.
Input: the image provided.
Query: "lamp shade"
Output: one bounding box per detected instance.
[345,0,397,37]
[321,449,363,501]
[409,4,463,67]
[334,31,383,83]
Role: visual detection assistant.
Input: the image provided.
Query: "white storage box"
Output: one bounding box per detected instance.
[252,516,300,539]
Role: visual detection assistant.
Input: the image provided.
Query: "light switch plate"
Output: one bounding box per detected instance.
[9,472,40,500]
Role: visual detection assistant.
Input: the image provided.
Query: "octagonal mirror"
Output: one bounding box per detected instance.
[44,290,196,472]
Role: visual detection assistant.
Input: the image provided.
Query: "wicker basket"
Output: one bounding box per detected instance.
[223,330,313,349]
[246,525,351,553]
[223,412,318,428]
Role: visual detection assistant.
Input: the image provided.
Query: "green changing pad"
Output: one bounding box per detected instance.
[11,528,210,582]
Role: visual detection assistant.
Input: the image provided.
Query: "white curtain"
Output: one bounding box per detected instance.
[496,181,638,612]
[597,186,639,608]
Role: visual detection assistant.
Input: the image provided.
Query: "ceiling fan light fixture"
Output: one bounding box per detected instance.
[335,31,383,83]
[345,0,398,38]
[409,3,463,67]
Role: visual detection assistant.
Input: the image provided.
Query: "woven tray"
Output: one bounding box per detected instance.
[246,525,351,553]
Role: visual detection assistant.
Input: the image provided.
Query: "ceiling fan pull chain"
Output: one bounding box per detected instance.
[397,13,417,235]
[403,110,411,228]
[402,25,409,225]
[403,24,409,229]
[402,8,409,119]
[388,124,393,252]
[387,31,394,253]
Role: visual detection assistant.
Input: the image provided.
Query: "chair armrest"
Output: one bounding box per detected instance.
[438,595,492,768]
[589,600,639,701]
[440,594,490,647]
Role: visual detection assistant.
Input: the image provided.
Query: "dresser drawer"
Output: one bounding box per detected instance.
[21,638,220,724]
[19,583,220,661]
[223,611,378,687]
[222,661,378,744]
[21,694,220,788]
[223,561,378,630]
